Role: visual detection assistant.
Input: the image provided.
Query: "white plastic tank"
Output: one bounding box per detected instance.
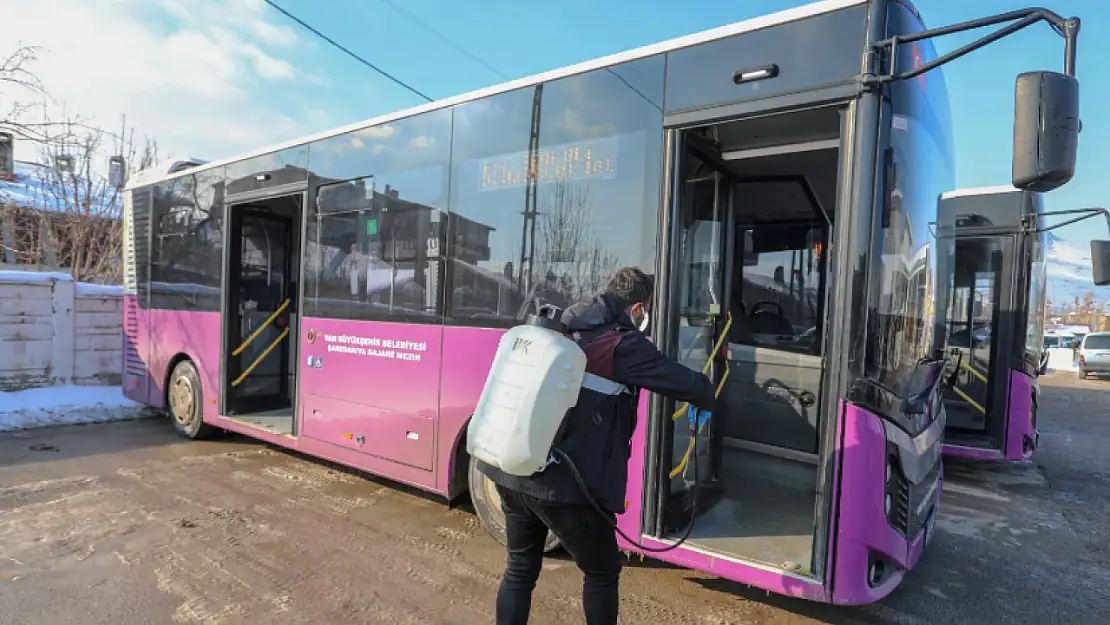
[467,307,587,477]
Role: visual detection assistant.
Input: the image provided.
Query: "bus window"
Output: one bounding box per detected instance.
[732,222,825,355]
[1026,230,1048,354]
[869,3,955,400]
[445,56,664,327]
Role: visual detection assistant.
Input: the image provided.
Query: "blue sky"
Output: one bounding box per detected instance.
[230,0,1106,246]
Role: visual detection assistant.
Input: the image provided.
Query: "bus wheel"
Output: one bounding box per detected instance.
[168,360,215,440]
[467,456,560,553]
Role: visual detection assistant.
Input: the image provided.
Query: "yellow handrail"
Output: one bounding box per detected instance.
[232,299,291,357]
[961,359,988,384]
[950,385,986,414]
[231,327,290,388]
[669,311,733,479]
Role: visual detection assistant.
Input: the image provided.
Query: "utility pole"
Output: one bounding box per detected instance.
[517,84,542,296]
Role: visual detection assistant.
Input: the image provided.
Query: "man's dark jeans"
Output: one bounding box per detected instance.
[495,485,622,625]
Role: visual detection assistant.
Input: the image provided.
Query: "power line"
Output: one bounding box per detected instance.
[370,0,660,112]
[373,0,509,81]
[261,0,433,103]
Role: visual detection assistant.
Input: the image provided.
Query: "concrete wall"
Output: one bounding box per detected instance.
[0,271,124,391]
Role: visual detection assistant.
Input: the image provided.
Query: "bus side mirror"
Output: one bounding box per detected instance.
[1012,71,1080,193]
[1036,352,1049,376]
[1091,240,1110,286]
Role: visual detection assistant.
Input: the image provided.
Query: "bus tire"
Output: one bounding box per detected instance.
[467,456,560,553]
[167,360,215,440]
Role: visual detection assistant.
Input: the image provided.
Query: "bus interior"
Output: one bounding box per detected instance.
[659,105,841,575]
[220,193,304,436]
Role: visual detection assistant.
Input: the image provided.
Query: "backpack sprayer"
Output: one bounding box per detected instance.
[467,304,732,553]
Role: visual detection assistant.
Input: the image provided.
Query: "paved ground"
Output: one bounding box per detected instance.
[0,371,1107,625]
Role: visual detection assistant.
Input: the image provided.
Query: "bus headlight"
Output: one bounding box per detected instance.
[885,493,893,515]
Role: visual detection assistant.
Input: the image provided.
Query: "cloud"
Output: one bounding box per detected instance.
[249,20,297,47]
[240,44,296,80]
[1,0,320,169]
[357,125,399,140]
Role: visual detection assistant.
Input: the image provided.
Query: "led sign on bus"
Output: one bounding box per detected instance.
[479,136,620,191]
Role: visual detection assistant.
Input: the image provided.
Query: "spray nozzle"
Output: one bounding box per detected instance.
[527,304,567,332]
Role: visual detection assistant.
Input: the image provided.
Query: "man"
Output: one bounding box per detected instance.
[477,266,718,625]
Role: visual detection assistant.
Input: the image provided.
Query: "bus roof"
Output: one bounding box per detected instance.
[128,0,867,190]
[940,186,1027,200]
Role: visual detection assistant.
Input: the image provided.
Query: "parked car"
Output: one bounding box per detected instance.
[1076,331,1110,380]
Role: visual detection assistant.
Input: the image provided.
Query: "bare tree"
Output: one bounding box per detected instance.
[0,45,80,146]
[2,115,159,282]
[533,180,619,303]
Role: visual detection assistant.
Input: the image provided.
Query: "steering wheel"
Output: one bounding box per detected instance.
[749,300,785,319]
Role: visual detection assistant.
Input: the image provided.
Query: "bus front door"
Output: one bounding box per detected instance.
[222,205,295,418]
[943,235,1012,450]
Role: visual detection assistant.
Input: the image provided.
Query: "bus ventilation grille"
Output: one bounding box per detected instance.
[123,298,145,379]
[132,187,151,306]
[890,461,939,539]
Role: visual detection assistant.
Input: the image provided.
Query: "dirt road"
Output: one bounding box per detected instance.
[1,372,1108,624]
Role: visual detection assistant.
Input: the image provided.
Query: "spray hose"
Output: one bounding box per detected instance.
[669,311,732,479]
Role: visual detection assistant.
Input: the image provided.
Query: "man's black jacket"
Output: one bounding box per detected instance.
[476,294,717,514]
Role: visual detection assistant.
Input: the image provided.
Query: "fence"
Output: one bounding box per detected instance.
[0,271,123,391]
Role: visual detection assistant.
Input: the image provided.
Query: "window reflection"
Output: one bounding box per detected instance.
[142,57,669,325]
[307,175,444,321]
[149,167,225,311]
[1026,230,1047,353]
[224,147,309,196]
[303,109,452,323]
[446,55,665,327]
[870,4,955,394]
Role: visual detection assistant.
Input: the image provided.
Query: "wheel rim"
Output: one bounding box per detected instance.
[479,472,506,526]
[170,375,195,425]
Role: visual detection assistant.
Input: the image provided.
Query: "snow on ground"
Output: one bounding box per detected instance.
[0,385,153,432]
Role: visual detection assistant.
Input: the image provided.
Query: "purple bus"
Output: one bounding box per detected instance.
[120,0,1084,606]
[936,186,1107,463]
[935,187,1046,462]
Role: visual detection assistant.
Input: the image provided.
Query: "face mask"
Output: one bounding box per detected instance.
[637,310,651,333]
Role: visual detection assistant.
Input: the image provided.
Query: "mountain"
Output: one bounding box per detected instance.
[1045,232,1108,310]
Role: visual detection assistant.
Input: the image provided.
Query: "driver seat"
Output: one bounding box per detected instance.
[749,306,794,336]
